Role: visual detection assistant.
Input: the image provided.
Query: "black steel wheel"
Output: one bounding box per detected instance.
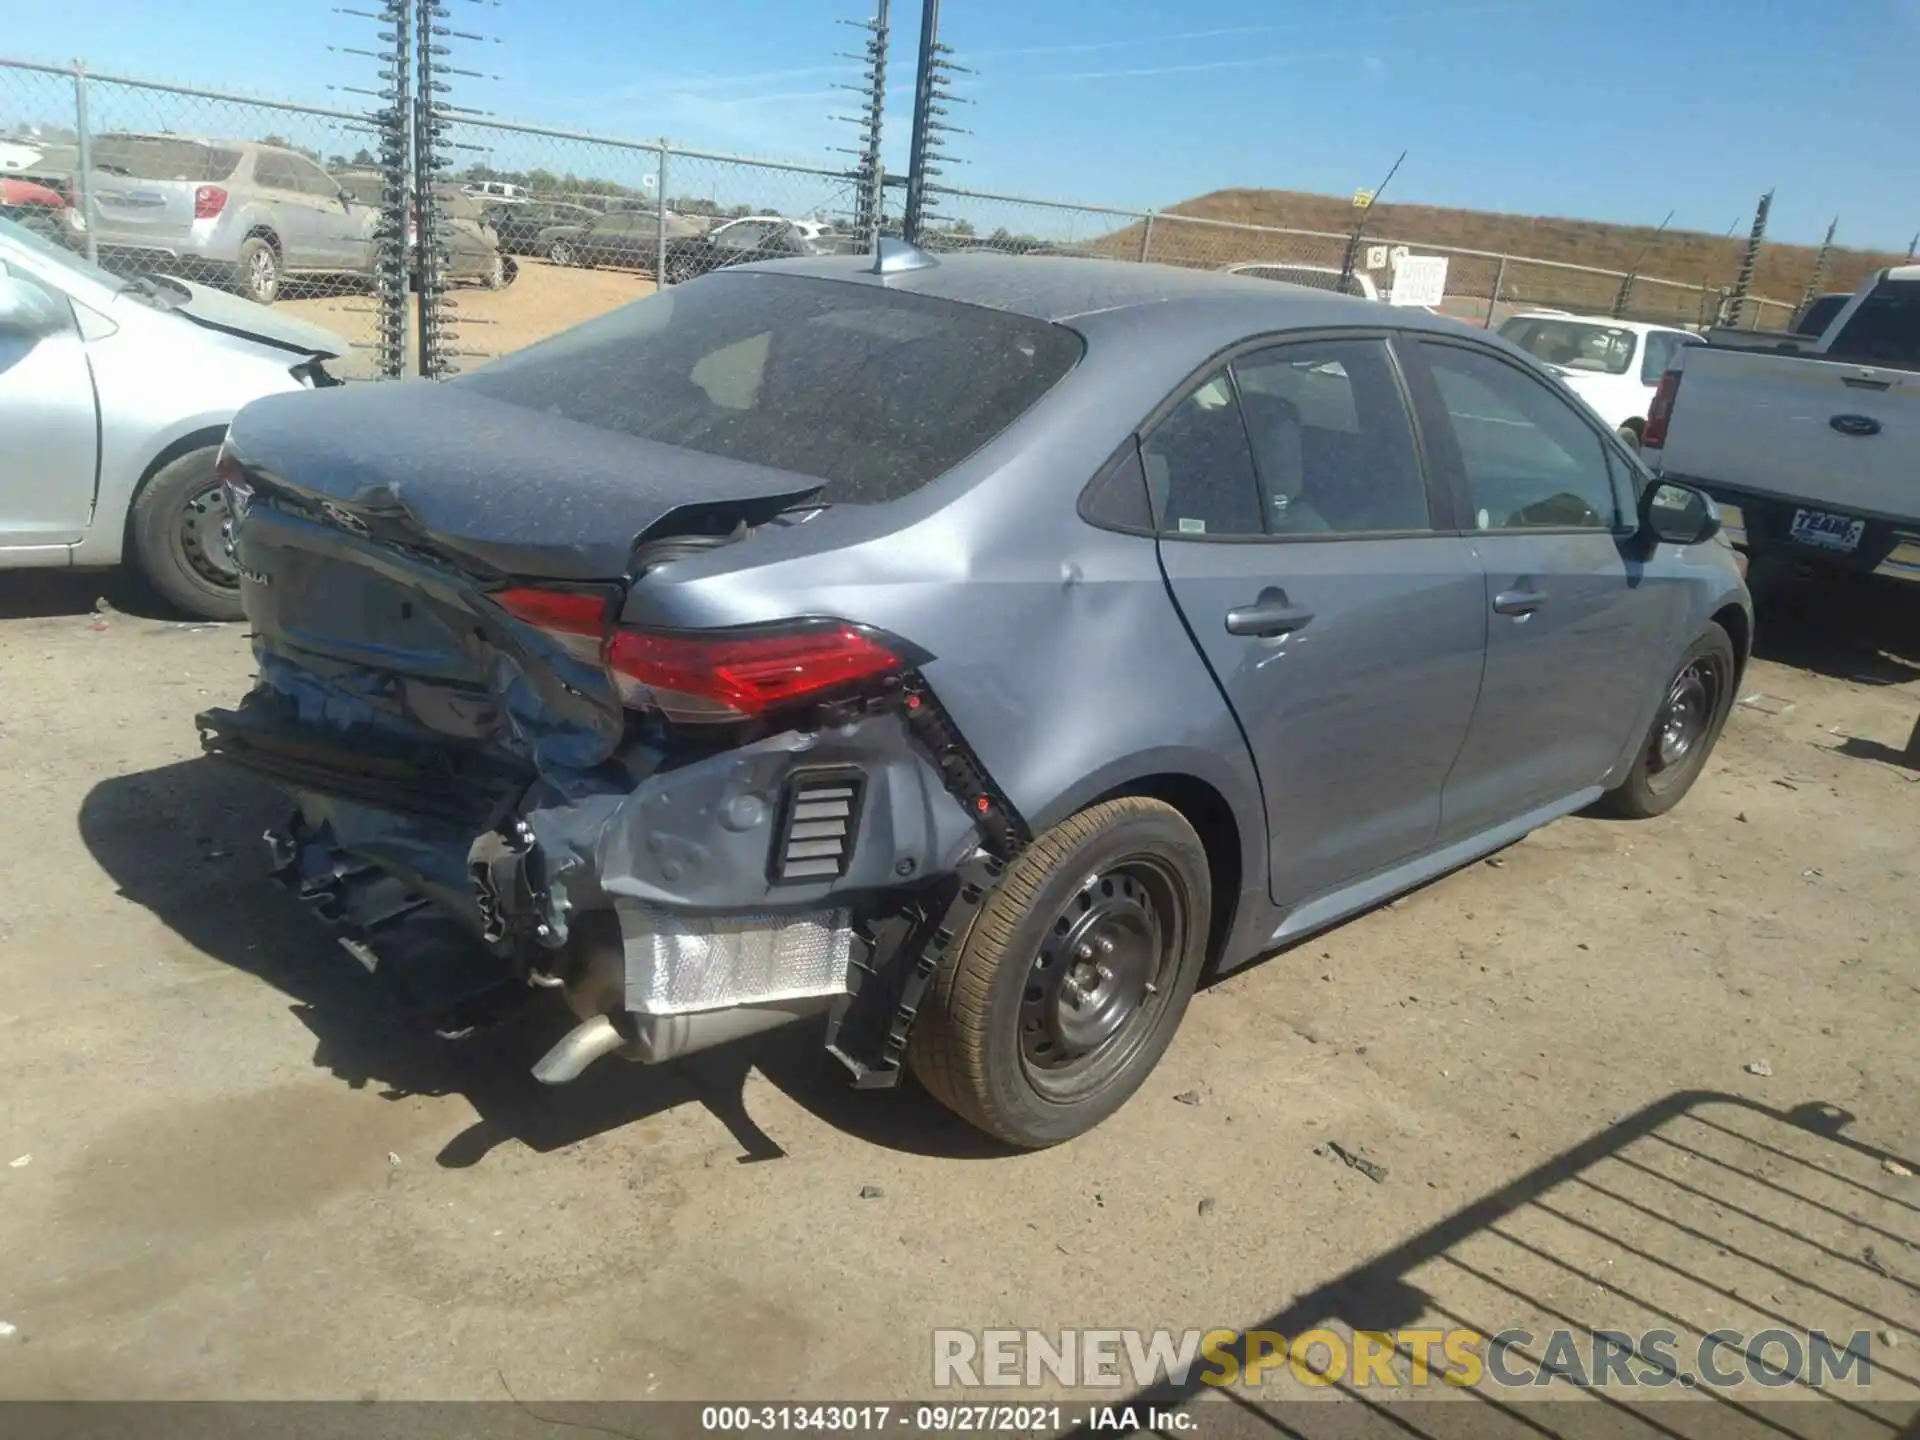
[910,797,1211,1148]
[1598,622,1737,818]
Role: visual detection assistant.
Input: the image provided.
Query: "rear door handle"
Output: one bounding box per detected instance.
[1493,588,1547,616]
[1225,588,1315,637]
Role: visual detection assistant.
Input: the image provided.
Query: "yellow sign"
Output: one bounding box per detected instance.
[1353,188,1374,208]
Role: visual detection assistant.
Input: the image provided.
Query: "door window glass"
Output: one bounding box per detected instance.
[1420,342,1622,531]
[1231,338,1431,534]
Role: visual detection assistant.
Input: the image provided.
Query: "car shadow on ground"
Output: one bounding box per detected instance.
[77,755,1013,1167]
[1058,1092,1919,1439]
[0,569,180,622]
[1749,567,1920,688]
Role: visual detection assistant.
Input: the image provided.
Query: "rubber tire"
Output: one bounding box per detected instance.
[547,240,574,266]
[235,234,280,305]
[482,252,508,289]
[1617,421,1643,451]
[909,797,1212,1149]
[1597,622,1736,819]
[128,446,245,621]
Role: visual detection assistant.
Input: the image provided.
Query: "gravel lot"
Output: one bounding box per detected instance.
[0,566,1914,1422]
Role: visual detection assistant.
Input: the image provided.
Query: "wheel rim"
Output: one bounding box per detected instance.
[550,242,571,265]
[488,254,505,287]
[1647,655,1721,791]
[1019,857,1184,1100]
[171,479,239,591]
[248,247,277,296]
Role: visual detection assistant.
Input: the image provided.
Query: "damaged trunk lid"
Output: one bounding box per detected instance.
[214,381,821,777]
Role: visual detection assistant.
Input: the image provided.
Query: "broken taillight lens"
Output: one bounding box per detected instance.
[492,588,906,723]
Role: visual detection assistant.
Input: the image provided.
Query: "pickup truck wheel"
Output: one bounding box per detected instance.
[236,235,280,305]
[1598,622,1736,819]
[909,798,1210,1148]
[129,445,245,621]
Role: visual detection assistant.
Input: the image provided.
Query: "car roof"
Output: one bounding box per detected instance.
[737,251,1464,333]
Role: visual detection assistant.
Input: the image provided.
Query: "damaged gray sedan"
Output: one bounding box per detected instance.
[200,243,1749,1147]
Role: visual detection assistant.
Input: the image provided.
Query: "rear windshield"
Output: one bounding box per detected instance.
[1497,317,1636,375]
[1827,281,1920,369]
[91,136,242,182]
[455,272,1083,503]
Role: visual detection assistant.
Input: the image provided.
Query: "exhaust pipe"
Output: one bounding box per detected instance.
[532,1014,629,1085]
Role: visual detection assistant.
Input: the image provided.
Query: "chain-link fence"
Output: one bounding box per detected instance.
[2,50,1818,386]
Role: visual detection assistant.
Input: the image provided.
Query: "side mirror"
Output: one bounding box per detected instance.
[0,274,69,338]
[1638,479,1721,549]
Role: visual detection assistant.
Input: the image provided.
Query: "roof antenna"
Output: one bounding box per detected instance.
[871,235,939,275]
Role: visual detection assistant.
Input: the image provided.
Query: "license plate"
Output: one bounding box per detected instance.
[1788,508,1865,553]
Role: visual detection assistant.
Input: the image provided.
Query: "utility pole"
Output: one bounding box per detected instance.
[1610,209,1674,318]
[901,0,971,244]
[1337,150,1405,296]
[1722,188,1773,330]
[1799,216,1837,311]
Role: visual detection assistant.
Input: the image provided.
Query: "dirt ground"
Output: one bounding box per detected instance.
[0,564,1915,1429]
[279,257,655,377]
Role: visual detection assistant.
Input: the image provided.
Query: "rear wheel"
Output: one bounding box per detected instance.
[128,445,245,621]
[664,251,700,285]
[909,797,1211,1148]
[482,251,508,289]
[235,234,280,305]
[547,240,574,266]
[1598,622,1736,818]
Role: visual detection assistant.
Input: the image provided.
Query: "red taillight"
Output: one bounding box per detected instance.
[194,185,228,219]
[493,588,906,722]
[1642,369,1681,449]
[494,585,610,665]
[607,624,903,722]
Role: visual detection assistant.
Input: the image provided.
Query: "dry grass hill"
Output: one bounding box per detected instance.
[1112,188,1909,310]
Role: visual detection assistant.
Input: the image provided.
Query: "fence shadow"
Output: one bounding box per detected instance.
[1062,1093,1918,1439]
[75,755,1011,1169]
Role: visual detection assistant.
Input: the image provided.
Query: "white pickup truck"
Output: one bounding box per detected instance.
[1642,265,1918,583]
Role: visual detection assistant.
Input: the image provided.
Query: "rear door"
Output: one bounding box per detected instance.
[1405,337,1684,836]
[249,151,328,269]
[0,257,97,545]
[1149,333,1488,907]
[585,212,634,266]
[283,154,367,271]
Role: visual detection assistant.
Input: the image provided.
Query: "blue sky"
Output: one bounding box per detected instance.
[6,0,1916,249]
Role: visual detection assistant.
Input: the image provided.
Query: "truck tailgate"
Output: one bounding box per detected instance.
[1656,348,1916,521]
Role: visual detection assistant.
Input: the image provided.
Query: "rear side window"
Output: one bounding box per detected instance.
[1141,372,1264,537]
[92,136,241,182]
[1829,284,1920,368]
[456,272,1082,504]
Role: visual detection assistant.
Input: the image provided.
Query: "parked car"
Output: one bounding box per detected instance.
[202,247,1748,1148]
[1,176,67,241]
[58,134,378,305]
[655,216,855,283]
[0,214,345,618]
[1643,265,1919,583]
[1496,312,1701,444]
[463,180,527,202]
[536,207,704,269]
[482,199,597,256]
[332,174,516,289]
[1225,261,1381,301]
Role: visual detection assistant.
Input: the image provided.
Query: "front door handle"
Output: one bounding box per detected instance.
[1493,588,1547,616]
[1226,588,1315,637]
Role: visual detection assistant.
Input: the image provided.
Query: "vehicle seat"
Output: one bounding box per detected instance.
[1238,392,1331,534]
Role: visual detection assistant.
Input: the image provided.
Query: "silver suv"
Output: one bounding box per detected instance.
[63,133,375,304]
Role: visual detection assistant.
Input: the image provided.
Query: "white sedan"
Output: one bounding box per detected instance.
[1496,311,1700,445]
[0,215,346,618]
